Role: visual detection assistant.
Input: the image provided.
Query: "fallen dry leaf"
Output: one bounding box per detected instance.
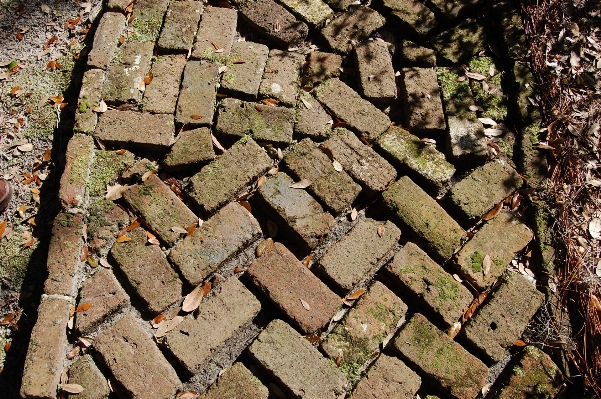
[211,42,220,50]
[178,392,198,399]
[377,225,385,237]
[0,221,7,238]
[106,184,127,201]
[147,231,159,245]
[93,100,107,113]
[346,288,366,301]
[126,219,140,232]
[116,235,131,243]
[10,86,20,96]
[211,133,225,152]
[302,254,313,267]
[462,291,488,323]
[589,218,601,239]
[290,179,312,189]
[80,245,89,262]
[234,267,244,273]
[332,160,343,172]
[239,200,252,213]
[75,303,92,312]
[49,94,64,105]
[60,384,84,394]
[350,208,358,221]
[483,201,503,221]
[465,71,487,80]
[42,148,51,162]
[115,149,127,155]
[447,322,461,338]
[265,68,275,73]
[255,105,263,112]
[232,59,245,64]
[482,254,492,276]
[182,284,205,312]
[300,299,311,311]
[261,98,279,107]
[336,355,342,367]
[304,334,322,345]
[514,339,527,347]
[67,346,80,360]
[267,167,278,175]
[186,222,197,237]
[257,175,267,187]
[99,258,111,268]
[190,114,203,120]
[144,70,153,85]
[155,315,184,338]
[17,143,33,152]
[301,97,312,109]
[256,238,273,257]
[171,226,188,234]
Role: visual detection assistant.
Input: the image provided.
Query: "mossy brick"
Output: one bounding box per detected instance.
[436,67,476,120]
[103,41,154,104]
[303,51,342,86]
[94,314,182,399]
[123,173,197,246]
[493,2,529,61]
[323,0,356,11]
[191,7,238,60]
[164,278,261,374]
[142,54,187,114]
[393,313,488,399]
[157,0,202,53]
[95,110,174,152]
[21,296,72,399]
[314,79,390,143]
[513,62,539,125]
[354,40,397,105]
[74,69,105,134]
[295,91,332,140]
[320,6,385,54]
[377,126,455,195]
[520,120,548,185]
[386,0,438,38]
[237,0,309,47]
[400,67,446,136]
[130,0,170,43]
[386,242,472,328]
[283,138,361,214]
[169,202,262,286]
[59,134,94,209]
[382,176,465,262]
[107,0,131,11]
[468,57,508,121]
[176,61,218,126]
[258,49,304,107]
[318,218,400,293]
[215,98,294,146]
[430,20,486,64]
[322,281,407,362]
[110,228,183,314]
[75,269,129,334]
[425,0,478,23]
[454,211,533,290]
[248,319,347,398]
[44,213,84,297]
[164,127,215,170]
[496,346,562,399]
[279,0,333,27]
[220,41,269,100]
[448,160,523,224]
[187,138,272,215]
[121,158,155,182]
[247,242,341,333]
[200,362,269,399]
[464,273,544,362]
[351,354,421,399]
[322,127,396,193]
[87,12,126,70]
[399,40,436,67]
[87,150,136,198]
[257,172,335,250]
[446,116,487,163]
[67,355,110,399]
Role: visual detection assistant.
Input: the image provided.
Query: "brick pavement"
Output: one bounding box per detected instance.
[19,1,557,398]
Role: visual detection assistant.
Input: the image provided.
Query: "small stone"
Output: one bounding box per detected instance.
[220,41,269,100]
[164,127,215,170]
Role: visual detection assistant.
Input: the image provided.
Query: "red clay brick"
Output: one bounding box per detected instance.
[59,134,94,209]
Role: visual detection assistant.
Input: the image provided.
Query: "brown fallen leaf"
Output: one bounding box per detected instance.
[300,299,311,310]
[126,219,140,232]
[255,105,263,112]
[10,86,20,96]
[336,355,342,367]
[42,148,51,162]
[377,225,385,237]
[43,35,58,50]
[267,167,278,175]
[99,258,111,268]
[302,254,313,267]
[211,133,225,152]
[482,254,492,276]
[106,184,127,201]
[49,94,64,105]
[304,334,322,345]
[0,221,7,239]
[80,245,89,262]
[256,238,273,257]
[290,179,311,189]
[152,314,166,326]
[67,346,80,360]
[78,337,92,348]
[202,281,211,297]
[16,31,24,41]
[182,284,205,312]
[265,68,275,73]
[514,339,527,347]
[462,291,488,323]
[116,235,131,243]
[171,226,188,234]
[186,222,197,237]
[346,288,366,301]
[76,303,92,312]
[211,42,221,50]
[257,175,267,188]
[147,231,159,245]
[93,100,107,113]
[239,200,252,213]
[60,383,84,394]
[261,98,279,107]
[234,267,244,273]
[144,70,153,85]
[447,322,461,338]
[115,149,127,155]
[483,201,503,221]
[178,392,198,399]
[155,315,184,338]
[190,114,203,120]
[232,59,245,64]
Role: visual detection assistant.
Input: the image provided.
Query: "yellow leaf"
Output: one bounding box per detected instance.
[346,288,366,301]
[116,235,131,243]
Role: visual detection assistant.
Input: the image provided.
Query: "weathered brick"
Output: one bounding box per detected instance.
[386,0,437,38]
[496,346,562,399]
[67,355,110,399]
[322,128,396,193]
[248,319,347,398]
[399,40,437,67]
[386,242,472,328]
[111,228,183,314]
[323,0,356,11]
[176,61,218,126]
[303,51,342,86]
[448,160,523,224]
[354,40,396,105]
[320,7,384,54]
[187,138,272,215]
[257,172,335,250]
[280,0,333,26]
[215,98,294,146]
[426,0,478,22]
[383,176,465,262]
[123,173,197,246]
[59,134,94,209]
[130,0,170,43]
[21,296,72,399]
[318,218,400,293]
[283,138,361,214]
[237,0,309,47]
[323,282,407,362]
[393,313,488,399]
[377,126,455,195]
[191,7,238,60]
[220,41,269,99]
[164,127,215,170]
[44,213,84,297]
[400,67,446,136]
[201,362,269,399]
[294,91,332,140]
[157,0,202,52]
[314,79,390,143]
[351,355,421,399]
[247,242,340,333]
[164,278,261,373]
[87,12,126,70]
[74,69,105,134]
[446,116,487,163]
[107,0,130,11]
[454,211,533,290]
[437,67,476,120]
[103,41,153,104]
[169,202,262,286]
[94,314,182,398]
[494,2,529,61]
[258,49,304,107]
[75,269,129,334]
[430,20,486,64]
[464,273,544,362]
[95,110,174,152]
[142,54,187,114]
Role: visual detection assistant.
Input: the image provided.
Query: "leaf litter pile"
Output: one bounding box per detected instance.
[522,0,601,394]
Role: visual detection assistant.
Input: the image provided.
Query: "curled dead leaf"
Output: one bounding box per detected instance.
[126,219,140,232]
[106,184,127,201]
[186,222,198,237]
[232,59,245,64]
[462,291,488,323]
[483,201,503,221]
[257,175,267,188]
[234,267,244,273]
[267,167,278,175]
[256,238,273,257]
[178,392,198,399]
[99,258,111,268]
[211,133,225,152]
[67,346,80,360]
[144,70,153,85]
[514,339,527,347]
[60,384,84,394]
[182,284,205,312]
[346,288,366,301]
[332,159,343,172]
[482,254,492,276]
[302,254,313,267]
[147,231,160,245]
[447,322,461,338]
[290,179,311,189]
[171,226,188,234]
[93,100,107,113]
[261,98,278,107]
[76,303,92,312]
